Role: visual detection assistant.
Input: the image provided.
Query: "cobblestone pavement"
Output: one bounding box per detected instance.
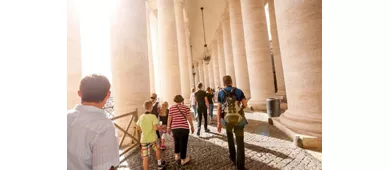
[119,112,322,170]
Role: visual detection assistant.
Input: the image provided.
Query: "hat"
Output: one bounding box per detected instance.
[173,95,184,103]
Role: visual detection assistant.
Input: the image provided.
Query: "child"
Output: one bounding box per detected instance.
[159,102,169,150]
[136,100,167,170]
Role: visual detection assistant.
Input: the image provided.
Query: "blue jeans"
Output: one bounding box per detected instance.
[192,105,197,117]
[209,104,214,118]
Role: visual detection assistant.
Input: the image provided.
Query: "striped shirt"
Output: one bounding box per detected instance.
[68,104,120,170]
[169,104,190,129]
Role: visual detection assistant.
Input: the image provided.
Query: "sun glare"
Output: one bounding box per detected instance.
[79,0,116,82]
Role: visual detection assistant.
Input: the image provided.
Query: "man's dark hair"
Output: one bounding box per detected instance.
[223,75,233,86]
[197,82,203,89]
[79,74,111,103]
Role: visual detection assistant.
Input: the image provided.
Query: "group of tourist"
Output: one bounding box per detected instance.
[67,74,248,170]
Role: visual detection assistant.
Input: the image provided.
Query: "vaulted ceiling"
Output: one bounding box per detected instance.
[147,0,268,62]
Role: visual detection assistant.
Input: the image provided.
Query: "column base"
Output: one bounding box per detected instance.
[279,111,322,137]
[248,99,288,111]
[271,117,322,152]
[247,100,267,112]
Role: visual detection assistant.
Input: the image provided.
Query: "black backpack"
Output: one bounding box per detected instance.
[221,87,244,126]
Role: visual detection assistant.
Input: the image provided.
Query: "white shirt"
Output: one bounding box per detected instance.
[190,92,196,105]
[68,104,120,170]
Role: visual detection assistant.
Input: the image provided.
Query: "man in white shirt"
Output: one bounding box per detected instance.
[189,88,197,119]
[68,74,119,170]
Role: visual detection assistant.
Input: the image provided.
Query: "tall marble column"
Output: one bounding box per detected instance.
[110,0,151,142]
[174,0,190,100]
[185,24,194,89]
[157,0,181,105]
[275,0,322,137]
[221,8,236,86]
[216,26,226,86]
[211,38,220,88]
[209,40,217,89]
[269,0,286,98]
[240,0,274,110]
[227,0,251,98]
[194,62,199,85]
[198,60,205,86]
[203,59,209,88]
[146,2,155,94]
[67,0,82,110]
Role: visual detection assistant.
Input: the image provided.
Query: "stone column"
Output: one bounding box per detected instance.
[216,26,226,86]
[174,0,190,100]
[209,40,217,89]
[275,0,322,137]
[269,0,286,98]
[221,8,236,86]
[203,59,209,88]
[146,2,155,94]
[158,0,181,105]
[207,53,216,88]
[227,0,251,98]
[194,62,199,85]
[185,24,194,90]
[110,0,151,142]
[211,38,220,88]
[67,0,82,110]
[240,0,274,110]
[198,60,205,86]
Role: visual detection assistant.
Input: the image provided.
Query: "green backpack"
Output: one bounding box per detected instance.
[221,87,245,126]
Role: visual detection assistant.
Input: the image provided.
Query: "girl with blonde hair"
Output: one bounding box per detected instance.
[159,101,169,150]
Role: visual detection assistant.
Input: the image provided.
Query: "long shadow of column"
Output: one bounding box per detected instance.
[121,134,285,170]
[206,118,292,142]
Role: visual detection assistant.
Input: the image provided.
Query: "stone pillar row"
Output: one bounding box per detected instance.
[110,0,151,143]
[240,0,274,110]
[67,0,322,140]
[221,8,236,86]
[174,0,190,101]
[227,0,251,99]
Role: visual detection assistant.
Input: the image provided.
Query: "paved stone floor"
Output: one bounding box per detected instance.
[118,112,322,170]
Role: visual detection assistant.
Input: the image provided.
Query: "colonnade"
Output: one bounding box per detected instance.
[67,0,322,137]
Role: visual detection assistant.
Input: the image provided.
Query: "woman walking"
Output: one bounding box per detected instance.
[167,95,195,167]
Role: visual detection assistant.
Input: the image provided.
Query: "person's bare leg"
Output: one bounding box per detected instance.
[156,147,161,160]
[143,157,149,170]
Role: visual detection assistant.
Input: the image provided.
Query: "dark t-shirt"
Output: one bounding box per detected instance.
[195,90,207,108]
[159,109,168,125]
[206,93,214,104]
[151,102,159,117]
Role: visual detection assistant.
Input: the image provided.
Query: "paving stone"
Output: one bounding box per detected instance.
[116,112,322,170]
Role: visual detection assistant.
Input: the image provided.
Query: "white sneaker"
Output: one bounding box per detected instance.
[181,156,190,165]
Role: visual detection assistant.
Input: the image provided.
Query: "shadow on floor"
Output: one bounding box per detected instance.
[200,131,290,160]
[121,135,282,170]
[205,117,292,142]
